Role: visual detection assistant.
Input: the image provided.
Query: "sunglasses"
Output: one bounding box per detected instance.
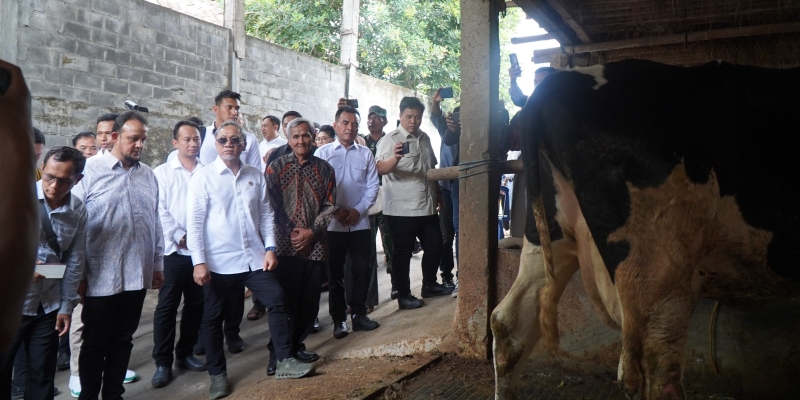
[216,137,243,146]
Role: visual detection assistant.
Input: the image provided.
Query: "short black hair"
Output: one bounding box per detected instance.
[112,111,148,133]
[335,106,360,122]
[318,125,336,138]
[34,128,45,145]
[185,116,204,127]
[97,113,119,124]
[535,67,556,75]
[72,131,96,147]
[399,97,425,114]
[214,90,241,106]
[173,120,200,140]
[43,146,86,176]
[282,111,302,123]
[262,115,280,126]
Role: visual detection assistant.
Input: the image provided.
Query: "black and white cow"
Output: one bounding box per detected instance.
[491,59,800,400]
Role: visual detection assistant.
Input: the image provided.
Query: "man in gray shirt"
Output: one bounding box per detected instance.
[0,146,86,400]
[72,111,165,399]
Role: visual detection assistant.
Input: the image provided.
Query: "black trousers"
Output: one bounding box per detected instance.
[0,306,58,400]
[202,270,291,376]
[438,188,456,280]
[267,257,322,359]
[152,253,204,367]
[79,289,147,400]
[328,230,373,320]
[386,215,443,295]
[194,282,244,354]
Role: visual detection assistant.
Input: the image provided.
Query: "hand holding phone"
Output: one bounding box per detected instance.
[440,87,453,99]
[401,142,410,155]
[346,98,359,108]
[509,53,522,79]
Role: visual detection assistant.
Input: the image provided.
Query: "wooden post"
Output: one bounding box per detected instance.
[455,0,502,360]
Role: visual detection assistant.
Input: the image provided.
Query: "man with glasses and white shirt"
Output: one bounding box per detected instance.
[187,121,313,399]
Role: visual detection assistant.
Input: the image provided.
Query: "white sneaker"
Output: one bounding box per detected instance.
[123,369,138,384]
[69,375,81,398]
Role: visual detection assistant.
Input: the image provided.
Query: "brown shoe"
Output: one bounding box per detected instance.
[247,304,265,320]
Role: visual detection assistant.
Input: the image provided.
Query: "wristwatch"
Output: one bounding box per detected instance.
[265,246,276,252]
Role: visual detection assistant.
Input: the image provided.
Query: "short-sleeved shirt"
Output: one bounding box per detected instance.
[375,126,438,217]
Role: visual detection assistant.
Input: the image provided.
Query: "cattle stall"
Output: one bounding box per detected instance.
[444,1,800,398]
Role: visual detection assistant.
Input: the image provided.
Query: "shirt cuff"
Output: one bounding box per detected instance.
[191,251,206,266]
[154,257,164,272]
[172,228,186,244]
[59,300,74,315]
[264,234,276,249]
[354,203,369,218]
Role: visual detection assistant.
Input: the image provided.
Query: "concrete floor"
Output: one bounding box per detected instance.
[52,241,459,399]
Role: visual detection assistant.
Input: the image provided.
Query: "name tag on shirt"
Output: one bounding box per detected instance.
[35,264,67,279]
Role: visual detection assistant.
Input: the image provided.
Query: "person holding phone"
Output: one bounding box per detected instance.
[508,54,556,107]
[0,146,86,400]
[376,97,453,310]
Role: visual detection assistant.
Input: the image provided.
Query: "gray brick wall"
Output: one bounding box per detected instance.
[12,0,435,167]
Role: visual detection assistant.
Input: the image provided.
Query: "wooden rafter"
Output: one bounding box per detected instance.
[513,0,580,45]
[543,0,592,44]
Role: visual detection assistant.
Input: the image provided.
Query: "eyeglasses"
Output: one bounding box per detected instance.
[216,137,242,146]
[41,173,75,186]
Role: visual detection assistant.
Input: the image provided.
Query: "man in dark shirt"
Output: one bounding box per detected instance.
[265,118,336,375]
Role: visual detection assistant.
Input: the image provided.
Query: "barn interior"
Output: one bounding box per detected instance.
[446,0,800,398]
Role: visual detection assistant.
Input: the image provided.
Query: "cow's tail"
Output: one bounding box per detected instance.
[523,95,559,352]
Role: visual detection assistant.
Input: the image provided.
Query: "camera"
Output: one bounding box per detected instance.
[124,100,149,113]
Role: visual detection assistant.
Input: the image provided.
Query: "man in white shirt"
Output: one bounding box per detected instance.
[258,115,286,170]
[316,107,381,338]
[198,90,261,170]
[187,121,313,399]
[94,113,118,155]
[376,97,453,310]
[150,121,207,389]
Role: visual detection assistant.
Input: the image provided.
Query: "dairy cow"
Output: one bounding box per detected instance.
[490,59,800,400]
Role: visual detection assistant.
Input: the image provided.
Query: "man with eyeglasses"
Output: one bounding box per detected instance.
[150,120,207,388]
[71,111,165,399]
[0,146,86,400]
[188,121,314,399]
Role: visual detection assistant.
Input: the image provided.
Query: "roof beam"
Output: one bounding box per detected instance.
[512,0,579,45]
[510,33,553,44]
[543,0,592,44]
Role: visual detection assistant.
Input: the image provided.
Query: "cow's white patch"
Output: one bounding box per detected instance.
[571,64,607,90]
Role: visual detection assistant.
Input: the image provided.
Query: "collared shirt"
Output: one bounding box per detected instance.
[258,136,288,171]
[153,156,204,256]
[265,143,318,170]
[199,123,262,170]
[266,153,336,261]
[430,113,459,191]
[25,181,86,316]
[315,141,379,232]
[187,157,276,274]
[376,126,439,217]
[71,151,164,297]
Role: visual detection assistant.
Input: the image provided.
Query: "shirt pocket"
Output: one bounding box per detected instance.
[54,225,77,251]
[349,158,367,185]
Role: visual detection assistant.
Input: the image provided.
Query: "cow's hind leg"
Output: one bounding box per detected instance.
[491,238,579,399]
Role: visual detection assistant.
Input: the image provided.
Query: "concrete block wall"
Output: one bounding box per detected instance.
[4,0,438,167]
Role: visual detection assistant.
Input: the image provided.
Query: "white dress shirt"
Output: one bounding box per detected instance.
[153,155,204,256]
[187,157,277,274]
[258,136,288,166]
[71,151,164,297]
[315,141,380,232]
[199,123,262,170]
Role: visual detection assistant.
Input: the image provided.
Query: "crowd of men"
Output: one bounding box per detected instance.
[4,87,463,400]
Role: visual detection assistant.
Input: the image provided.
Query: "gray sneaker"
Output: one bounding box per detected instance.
[451,282,458,298]
[209,372,231,399]
[275,357,315,379]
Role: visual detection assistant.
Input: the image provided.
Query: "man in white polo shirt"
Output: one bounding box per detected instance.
[187,121,313,399]
[376,97,453,310]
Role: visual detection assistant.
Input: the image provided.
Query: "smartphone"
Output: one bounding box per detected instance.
[0,67,11,95]
[450,112,460,125]
[346,98,359,108]
[401,142,410,155]
[509,53,520,69]
[440,87,453,99]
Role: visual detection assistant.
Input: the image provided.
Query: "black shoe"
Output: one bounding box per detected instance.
[442,278,456,289]
[175,355,207,372]
[267,359,276,376]
[397,294,425,310]
[390,289,399,300]
[309,317,320,333]
[352,314,379,331]
[57,352,70,371]
[151,365,172,388]
[294,350,320,363]
[421,283,454,298]
[228,344,245,353]
[333,320,349,339]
